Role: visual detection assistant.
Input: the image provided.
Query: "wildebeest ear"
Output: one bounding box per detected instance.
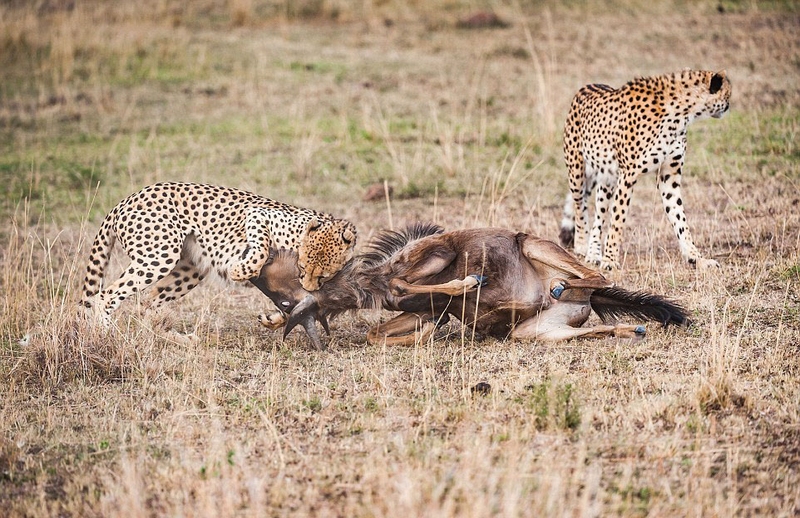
[342,227,355,245]
[305,217,321,233]
[264,248,277,265]
[709,71,725,94]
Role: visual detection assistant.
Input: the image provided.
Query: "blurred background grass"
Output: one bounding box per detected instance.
[2,0,797,227]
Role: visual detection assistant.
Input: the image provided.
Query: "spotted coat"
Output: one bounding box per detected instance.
[559,70,731,270]
[79,182,356,322]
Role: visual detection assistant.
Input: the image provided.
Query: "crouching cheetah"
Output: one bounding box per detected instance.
[79,182,356,324]
[559,70,731,270]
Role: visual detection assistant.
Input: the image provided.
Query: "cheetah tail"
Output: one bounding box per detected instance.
[559,223,574,248]
[79,214,117,310]
[590,287,690,328]
[559,191,575,248]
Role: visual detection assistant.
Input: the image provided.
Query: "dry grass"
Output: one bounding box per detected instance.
[2,0,799,516]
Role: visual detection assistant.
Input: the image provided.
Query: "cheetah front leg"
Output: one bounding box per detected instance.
[657,153,719,269]
[229,208,274,282]
[586,169,612,266]
[601,168,639,270]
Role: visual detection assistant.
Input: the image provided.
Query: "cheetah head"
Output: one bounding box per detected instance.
[705,70,732,119]
[297,217,357,291]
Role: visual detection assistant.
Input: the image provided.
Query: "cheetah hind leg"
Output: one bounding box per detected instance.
[143,255,207,311]
[229,208,273,282]
[586,178,611,266]
[138,305,199,345]
[97,256,179,320]
[131,255,207,340]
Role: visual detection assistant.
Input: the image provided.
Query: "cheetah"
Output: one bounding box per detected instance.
[79,182,356,324]
[559,70,731,270]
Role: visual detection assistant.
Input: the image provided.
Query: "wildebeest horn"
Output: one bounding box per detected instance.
[284,294,330,351]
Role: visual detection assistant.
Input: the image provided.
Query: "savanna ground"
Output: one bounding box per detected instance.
[1,0,799,515]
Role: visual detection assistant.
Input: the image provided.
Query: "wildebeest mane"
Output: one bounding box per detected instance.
[360,222,444,268]
[315,223,444,320]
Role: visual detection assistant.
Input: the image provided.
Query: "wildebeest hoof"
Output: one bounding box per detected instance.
[469,274,488,287]
[634,325,646,336]
[389,279,407,296]
[550,282,565,299]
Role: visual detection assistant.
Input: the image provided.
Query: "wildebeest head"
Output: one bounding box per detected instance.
[252,247,334,350]
[256,224,446,349]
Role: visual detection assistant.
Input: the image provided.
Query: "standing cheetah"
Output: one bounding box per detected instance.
[79,182,356,324]
[559,70,731,270]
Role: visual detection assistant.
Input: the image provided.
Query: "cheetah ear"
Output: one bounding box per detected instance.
[305,217,321,233]
[709,71,726,94]
[342,228,355,245]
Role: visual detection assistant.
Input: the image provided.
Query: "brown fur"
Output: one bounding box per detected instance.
[258,224,688,347]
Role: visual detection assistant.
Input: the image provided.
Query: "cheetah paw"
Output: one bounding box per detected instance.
[259,311,287,330]
[584,251,602,266]
[599,259,619,271]
[696,258,720,270]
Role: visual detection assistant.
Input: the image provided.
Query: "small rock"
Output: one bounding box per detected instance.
[471,382,492,396]
[457,12,509,30]
[363,182,392,202]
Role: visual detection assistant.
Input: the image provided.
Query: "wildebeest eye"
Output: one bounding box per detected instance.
[281,301,291,307]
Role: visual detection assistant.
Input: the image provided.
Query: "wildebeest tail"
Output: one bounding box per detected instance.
[590,287,689,327]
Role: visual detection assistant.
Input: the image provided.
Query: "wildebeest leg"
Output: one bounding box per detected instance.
[519,234,613,300]
[519,235,612,284]
[389,275,485,297]
[387,243,483,297]
[512,312,647,342]
[367,312,437,346]
[397,245,458,283]
[550,277,618,300]
[528,324,645,341]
